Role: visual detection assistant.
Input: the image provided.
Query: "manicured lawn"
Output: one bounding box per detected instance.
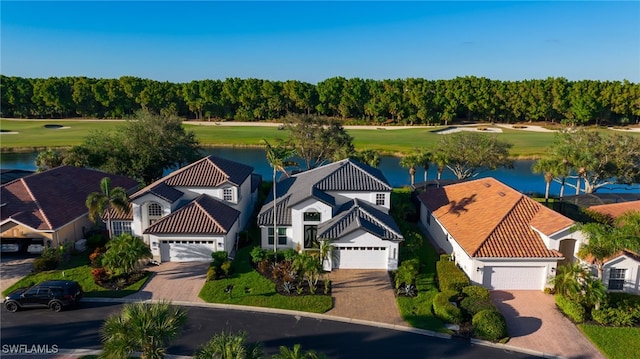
[579,324,640,359]
[1,252,151,298]
[199,243,333,314]
[6,118,636,157]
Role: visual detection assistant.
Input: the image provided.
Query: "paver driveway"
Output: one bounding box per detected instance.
[0,255,35,293]
[125,261,208,302]
[326,269,405,326]
[491,290,605,359]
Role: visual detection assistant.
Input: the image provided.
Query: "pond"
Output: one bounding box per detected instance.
[2,148,638,196]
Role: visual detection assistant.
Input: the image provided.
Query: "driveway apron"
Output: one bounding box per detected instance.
[125,262,209,303]
[491,290,605,359]
[0,256,35,294]
[326,269,404,326]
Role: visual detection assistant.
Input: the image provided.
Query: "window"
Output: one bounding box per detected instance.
[267,227,287,245]
[304,211,321,222]
[608,268,626,290]
[376,193,385,206]
[223,188,233,202]
[425,210,431,225]
[148,203,162,217]
[112,221,132,236]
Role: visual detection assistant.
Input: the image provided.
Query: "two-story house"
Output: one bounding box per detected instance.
[108,155,260,262]
[256,158,404,270]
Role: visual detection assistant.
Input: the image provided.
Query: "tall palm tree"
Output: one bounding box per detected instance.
[532,158,561,204]
[86,177,130,237]
[417,148,432,190]
[101,301,187,359]
[193,330,263,359]
[432,151,448,187]
[263,139,297,260]
[399,153,420,186]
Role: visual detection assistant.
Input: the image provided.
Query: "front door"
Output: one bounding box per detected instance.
[304,225,318,249]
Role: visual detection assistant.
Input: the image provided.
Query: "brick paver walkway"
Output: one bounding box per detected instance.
[124,262,209,303]
[326,269,405,326]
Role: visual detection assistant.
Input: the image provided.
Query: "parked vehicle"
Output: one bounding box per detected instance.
[4,280,83,312]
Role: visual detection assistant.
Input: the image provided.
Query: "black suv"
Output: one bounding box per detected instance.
[4,280,83,312]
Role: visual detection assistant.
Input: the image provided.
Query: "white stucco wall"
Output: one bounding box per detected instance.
[290,199,333,247]
[327,191,391,211]
[131,194,173,241]
[603,255,640,294]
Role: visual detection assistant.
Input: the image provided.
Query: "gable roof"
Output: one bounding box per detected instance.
[318,199,403,241]
[144,194,239,235]
[0,166,138,231]
[588,201,640,221]
[418,177,571,258]
[132,155,253,200]
[256,159,391,226]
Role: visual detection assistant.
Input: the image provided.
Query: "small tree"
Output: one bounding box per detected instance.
[193,330,263,359]
[100,301,187,359]
[101,234,152,277]
[86,177,130,236]
[575,222,631,280]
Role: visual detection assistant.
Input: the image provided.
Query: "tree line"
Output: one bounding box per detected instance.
[2,75,638,126]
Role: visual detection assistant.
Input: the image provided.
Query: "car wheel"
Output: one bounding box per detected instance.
[49,301,62,312]
[5,301,18,312]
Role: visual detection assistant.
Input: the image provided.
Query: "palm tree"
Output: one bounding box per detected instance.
[616,210,640,246]
[581,275,607,310]
[101,300,187,359]
[193,330,263,359]
[575,222,629,280]
[551,262,589,298]
[86,177,130,237]
[432,151,448,187]
[272,344,327,359]
[353,148,380,167]
[417,148,432,190]
[263,139,297,261]
[399,153,420,186]
[532,158,561,204]
[101,233,152,277]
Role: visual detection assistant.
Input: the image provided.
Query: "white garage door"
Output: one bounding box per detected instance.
[333,246,387,269]
[160,240,214,262]
[483,266,545,290]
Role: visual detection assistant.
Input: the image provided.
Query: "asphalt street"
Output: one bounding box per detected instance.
[1,302,542,358]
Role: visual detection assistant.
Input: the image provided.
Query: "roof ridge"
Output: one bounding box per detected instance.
[21,178,53,230]
[194,196,225,231]
[356,204,403,238]
[349,160,391,189]
[471,193,527,256]
[206,157,231,182]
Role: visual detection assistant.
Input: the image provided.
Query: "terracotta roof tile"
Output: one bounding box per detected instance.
[1,166,138,230]
[588,201,640,220]
[144,195,239,235]
[418,177,571,258]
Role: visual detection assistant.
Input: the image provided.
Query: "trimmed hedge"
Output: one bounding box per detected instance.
[462,285,490,300]
[33,257,57,272]
[433,289,463,324]
[472,310,508,341]
[436,259,470,293]
[555,294,586,323]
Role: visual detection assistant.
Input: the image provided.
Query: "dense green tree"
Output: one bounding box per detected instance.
[352,149,381,167]
[101,301,187,359]
[434,132,513,180]
[35,148,64,172]
[85,177,131,235]
[575,222,633,280]
[285,115,354,169]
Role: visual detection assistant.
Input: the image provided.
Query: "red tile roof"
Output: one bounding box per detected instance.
[418,177,572,258]
[143,195,239,235]
[1,166,138,231]
[588,201,640,220]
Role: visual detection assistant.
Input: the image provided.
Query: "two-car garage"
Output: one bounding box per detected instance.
[332,246,389,269]
[159,240,216,262]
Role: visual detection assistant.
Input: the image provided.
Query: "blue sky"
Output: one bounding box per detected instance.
[2,1,639,84]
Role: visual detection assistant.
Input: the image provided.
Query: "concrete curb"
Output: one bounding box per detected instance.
[470,338,567,359]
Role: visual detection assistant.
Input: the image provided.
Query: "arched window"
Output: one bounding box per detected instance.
[303,211,321,222]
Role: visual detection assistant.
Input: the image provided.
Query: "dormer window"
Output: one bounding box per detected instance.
[223,188,233,202]
[304,211,321,222]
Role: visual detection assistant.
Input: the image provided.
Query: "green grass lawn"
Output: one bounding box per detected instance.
[1,252,151,298]
[7,118,637,157]
[199,243,333,314]
[579,324,640,359]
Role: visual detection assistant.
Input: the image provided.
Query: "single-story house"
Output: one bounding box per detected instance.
[418,177,581,291]
[111,155,260,262]
[1,166,138,251]
[256,158,404,270]
[586,201,640,294]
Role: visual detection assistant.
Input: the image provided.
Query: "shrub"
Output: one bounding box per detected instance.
[220,261,232,276]
[395,258,420,289]
[555,294,586,323]
[250,247,267,264]
[472,310,508,341]
[433,290,463,324]
[592,308,636,327]
[211,251,228,268]
[281,248,298,262]
[436,259,470,293]
[461,296,496,317]
[206,267,218,281]
[89,247,106,267]
[462,285,490,300]
[87,233,107,248]
[33,257,57,272]
[91,267,109,283]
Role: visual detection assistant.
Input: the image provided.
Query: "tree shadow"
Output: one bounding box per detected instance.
[490,290,542,337]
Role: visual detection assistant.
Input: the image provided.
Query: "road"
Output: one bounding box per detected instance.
[1,302,541,358]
